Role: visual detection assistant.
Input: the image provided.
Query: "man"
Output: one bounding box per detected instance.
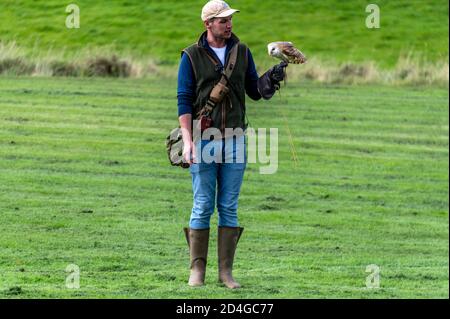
[177,0,286,289]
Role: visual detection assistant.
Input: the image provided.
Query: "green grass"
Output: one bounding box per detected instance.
[0,77,448,298]
[1,0,448,67]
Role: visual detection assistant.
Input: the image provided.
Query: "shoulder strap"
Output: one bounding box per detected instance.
[199,43,240,117]
[223,43,239,79]
[200,42,239,80]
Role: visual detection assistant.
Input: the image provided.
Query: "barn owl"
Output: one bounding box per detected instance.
[268,42,307,64]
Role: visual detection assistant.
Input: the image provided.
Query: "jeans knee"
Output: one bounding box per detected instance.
[217,200,238,214]
[193,201,214,215]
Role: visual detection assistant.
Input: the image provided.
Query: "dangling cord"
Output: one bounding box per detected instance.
[245,110,252,130]
[277,88,299,168]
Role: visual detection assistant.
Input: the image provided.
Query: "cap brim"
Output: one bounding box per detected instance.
[215,8,239,18]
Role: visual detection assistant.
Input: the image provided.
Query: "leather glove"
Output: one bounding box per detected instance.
[270,61,288,83]
[257,61,288,100]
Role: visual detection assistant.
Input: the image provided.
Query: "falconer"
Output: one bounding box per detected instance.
[177,0,286,288]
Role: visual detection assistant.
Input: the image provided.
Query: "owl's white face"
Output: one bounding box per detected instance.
[267,43,280,57]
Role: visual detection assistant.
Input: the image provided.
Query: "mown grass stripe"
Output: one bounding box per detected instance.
[0,77,447,298]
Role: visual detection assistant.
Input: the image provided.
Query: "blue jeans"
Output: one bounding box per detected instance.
[189,135,246,229]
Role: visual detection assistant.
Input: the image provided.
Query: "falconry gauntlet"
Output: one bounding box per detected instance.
[257,61,288,100]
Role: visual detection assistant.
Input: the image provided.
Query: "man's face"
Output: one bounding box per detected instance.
[206,16,233,39]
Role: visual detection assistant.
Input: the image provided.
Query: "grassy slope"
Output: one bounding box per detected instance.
[0,77,448,298]
[0,0,448,67]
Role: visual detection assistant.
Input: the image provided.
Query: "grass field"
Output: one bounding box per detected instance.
[1,0,448,67]
[0,77,448,298]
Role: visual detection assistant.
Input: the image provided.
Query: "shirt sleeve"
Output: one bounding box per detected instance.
[177,53,195,116]
[245,49,262,101]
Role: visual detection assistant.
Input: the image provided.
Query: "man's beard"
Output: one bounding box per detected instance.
[212,29,232,40]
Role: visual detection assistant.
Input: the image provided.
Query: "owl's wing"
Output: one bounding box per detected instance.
[279,42,307,64]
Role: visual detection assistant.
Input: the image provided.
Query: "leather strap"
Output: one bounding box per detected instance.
[201,43,239,115]
[224,43,238,79]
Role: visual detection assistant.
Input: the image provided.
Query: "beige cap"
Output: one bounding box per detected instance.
[201,0,239,21]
